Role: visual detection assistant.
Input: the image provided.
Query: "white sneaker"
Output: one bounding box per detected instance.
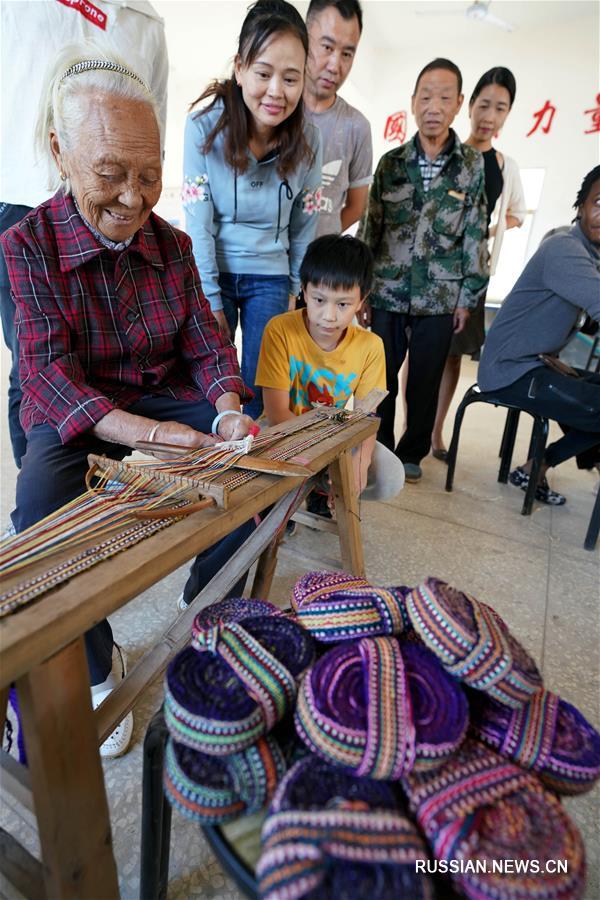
[177,592,189,612]
[91,644,134,759]
[98,711,134,759]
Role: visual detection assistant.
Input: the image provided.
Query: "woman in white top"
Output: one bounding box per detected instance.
[431,66,526,460]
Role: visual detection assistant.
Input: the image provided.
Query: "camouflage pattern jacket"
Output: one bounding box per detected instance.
[359,132,489,315]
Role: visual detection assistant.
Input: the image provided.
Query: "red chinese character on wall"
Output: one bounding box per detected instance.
[526,100,556,137]
[384,111,407,144]
[584,93,600,134]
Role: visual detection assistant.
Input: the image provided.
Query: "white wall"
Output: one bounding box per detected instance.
[154,0,599,285]
[346,4,599,253]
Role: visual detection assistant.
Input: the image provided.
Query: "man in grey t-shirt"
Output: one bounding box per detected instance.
[304,0,372,235]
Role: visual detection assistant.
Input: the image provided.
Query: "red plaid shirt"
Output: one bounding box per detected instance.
[1,191,250,443]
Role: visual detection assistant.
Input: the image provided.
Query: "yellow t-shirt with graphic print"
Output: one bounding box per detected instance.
[255,309,385,415]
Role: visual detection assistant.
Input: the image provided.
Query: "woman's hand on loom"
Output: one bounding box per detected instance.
[143,421,218,458]
[216,412,257,442]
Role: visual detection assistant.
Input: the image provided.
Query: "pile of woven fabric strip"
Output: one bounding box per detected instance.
[163,575,600,899]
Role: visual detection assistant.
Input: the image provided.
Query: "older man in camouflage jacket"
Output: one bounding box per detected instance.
[359,58,488,482]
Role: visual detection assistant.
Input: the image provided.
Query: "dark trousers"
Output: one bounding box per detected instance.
[0,202,32,468]
[488,366,600,468]
[371,308,455,465]
[13,396,255,684]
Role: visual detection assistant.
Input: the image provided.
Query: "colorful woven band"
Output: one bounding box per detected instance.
[191,621,296,731]
[407,579,542,707]
[496,688,557,770]
[471,689,600,795]
[357,637,415,778]
[165,618,313,756]
[164,733,285,824]
[258,804,429,900]
[292,571,372,605]
[295,637,416,779]
[292,570,410,642]
[406,744,534,843]
[403,741,586,899]
[164,687,265,756]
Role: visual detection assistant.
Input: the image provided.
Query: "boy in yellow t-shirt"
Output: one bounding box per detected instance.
[255,234,404,514]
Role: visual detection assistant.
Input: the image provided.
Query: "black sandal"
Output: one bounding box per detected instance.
[509,467,566,505]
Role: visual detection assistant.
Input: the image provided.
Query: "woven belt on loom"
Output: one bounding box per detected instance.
[470,688,600,795]
[164,733,286,824]
[165,616,315,755]
[291,570,411,641]
[295,637,467,778]
[403,739,586,900]
[407,578,543,707]
[257,756,433,900]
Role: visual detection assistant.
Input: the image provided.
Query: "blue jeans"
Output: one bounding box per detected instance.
[220,272,289,419]
[13,396,255,684]
[0,202,32,468]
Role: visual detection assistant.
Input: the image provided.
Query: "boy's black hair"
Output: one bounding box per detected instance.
[414,58,462,96]
[306,0,363,33]
[300,234,373,299]
[574,165,600,210]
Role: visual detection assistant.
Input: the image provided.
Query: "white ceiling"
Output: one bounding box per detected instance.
[362,1,597,50]
[154,1,598,54]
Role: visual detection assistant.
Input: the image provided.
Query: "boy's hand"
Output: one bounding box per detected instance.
[359,302,372,328]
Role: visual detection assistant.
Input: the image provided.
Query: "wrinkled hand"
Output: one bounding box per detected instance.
[142,420,218,459]
[453,307,470,334]
[217,412,257,441]
[212,309,232,340]
[359,302,372,328]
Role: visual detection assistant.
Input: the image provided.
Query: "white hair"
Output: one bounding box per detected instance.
[34,42,162,193]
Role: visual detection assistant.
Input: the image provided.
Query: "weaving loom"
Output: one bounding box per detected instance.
[0,405,382,899]
[0,407,368,616]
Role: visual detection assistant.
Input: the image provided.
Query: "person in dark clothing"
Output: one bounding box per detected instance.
[432,67,525,460]
[477,167,600,505]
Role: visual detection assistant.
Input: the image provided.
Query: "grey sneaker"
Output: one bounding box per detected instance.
[403,463,422,483]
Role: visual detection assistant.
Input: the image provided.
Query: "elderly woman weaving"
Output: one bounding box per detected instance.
[1,48,257,758]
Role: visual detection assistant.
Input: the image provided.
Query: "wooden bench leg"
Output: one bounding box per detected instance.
[329,449,365,578]
[251,535,283,600]
[16,637,119,899]
[251,482,313,599]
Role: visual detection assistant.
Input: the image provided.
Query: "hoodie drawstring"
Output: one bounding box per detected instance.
[275,178,293,243]
[233,167,238,224]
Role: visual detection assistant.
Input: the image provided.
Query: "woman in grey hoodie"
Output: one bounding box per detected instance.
[183,0,322,418]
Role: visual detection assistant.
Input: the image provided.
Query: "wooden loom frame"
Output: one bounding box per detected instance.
[0,410,379,899]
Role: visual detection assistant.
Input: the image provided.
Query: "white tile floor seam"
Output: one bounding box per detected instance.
[1,355,598,899]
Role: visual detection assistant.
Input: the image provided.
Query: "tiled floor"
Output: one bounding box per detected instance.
[1,357,599,899]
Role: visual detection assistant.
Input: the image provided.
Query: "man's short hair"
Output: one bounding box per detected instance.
[300,234,373,298]
[574,165,600,210]
[414,58,463,96]
[306,0,363,33]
